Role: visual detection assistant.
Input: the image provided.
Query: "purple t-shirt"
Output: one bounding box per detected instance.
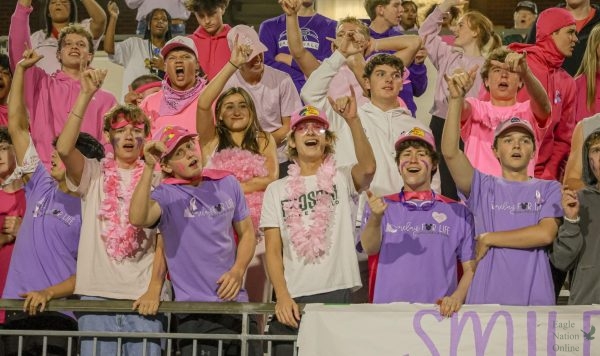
[259,13,337,93]
[360,196,475,304]
[151,174,250,302]
[3,164,81,300]
[463,170,562,305]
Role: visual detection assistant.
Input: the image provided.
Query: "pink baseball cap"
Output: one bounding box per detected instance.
[227,25,268,60]
[290,105,329,130]
[161,36,199,59]
[394,126,436,151]
[152,125,197,158]
[493,117,535,140]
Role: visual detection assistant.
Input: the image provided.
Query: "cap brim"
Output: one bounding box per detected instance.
[291,116,329,130]
[162,133,198,158]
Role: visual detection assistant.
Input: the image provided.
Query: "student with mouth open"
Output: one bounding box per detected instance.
[442,69,563,306]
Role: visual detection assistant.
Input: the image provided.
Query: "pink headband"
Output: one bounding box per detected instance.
[111,113,145,130]
[134,81,161,95]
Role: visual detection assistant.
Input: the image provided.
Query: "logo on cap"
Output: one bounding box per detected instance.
[299,106,320,118]
[406,127,426,138]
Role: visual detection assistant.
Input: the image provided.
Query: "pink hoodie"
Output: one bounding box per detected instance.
[9,3,117,168]
[188,25,232,81]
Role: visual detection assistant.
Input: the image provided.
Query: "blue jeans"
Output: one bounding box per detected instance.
[136,20,186,36]
[77,297,164,356]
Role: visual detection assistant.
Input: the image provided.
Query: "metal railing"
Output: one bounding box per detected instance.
[0,299,301,356]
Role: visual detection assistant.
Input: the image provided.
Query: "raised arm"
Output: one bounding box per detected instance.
[550,188,583,271]
[281,0,320,77]
[55,61,107,186]
[369,34,422,69]
[9,0,34,73]
[129,141,165,228]
[81,0,108,40]
[7,48,43,177]
[196,36,251,145]
[359,191,388,255]
[103,1,119,55]
[441,67,478,198]
[497,51,551,125]
[328,86,376,192]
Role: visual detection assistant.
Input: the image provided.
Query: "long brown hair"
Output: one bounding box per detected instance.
[214,87,269,154]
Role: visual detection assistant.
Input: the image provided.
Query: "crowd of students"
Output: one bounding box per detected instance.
[1,0,600,355]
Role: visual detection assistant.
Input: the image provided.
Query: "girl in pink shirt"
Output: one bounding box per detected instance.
[460,47,551,177]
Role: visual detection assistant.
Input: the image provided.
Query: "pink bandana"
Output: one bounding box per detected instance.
[158,76,207,117]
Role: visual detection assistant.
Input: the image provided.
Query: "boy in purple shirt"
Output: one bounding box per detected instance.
[442,69,563,306]
[2,47,105,356]
[360,127,475,316]
[129,126,260,356]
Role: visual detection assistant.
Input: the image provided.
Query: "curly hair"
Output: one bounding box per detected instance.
[57,23,94,55]
[103,104,151,137]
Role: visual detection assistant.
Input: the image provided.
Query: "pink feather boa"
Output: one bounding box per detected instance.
[209,148,269,235]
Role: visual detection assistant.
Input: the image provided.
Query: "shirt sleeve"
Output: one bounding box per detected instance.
[457,207,476,262]
[538,180,564,220]
[2,136,39,187]
[260,181,281,229]
[229,176,250,223]
[418,6,454,71]
[66,157,100,196]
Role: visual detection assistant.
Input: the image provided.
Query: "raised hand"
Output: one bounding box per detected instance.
[230,34,253,68]
[328,85,358,123]
[491,51,527,75]
[143,140,167,167]
[279,0,300,16]
[330,31,367,58]
[107,1,119,18]
[80,60,108,94]
[18,47,44,69]
[561,186,580,221]
[366,190,388,217]
[444,65,478,98]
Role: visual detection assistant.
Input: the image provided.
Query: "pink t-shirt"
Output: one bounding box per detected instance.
[461,98,547,177]
[140,90,200,137]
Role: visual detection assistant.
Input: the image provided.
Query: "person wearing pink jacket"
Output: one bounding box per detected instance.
[9,1,117,169]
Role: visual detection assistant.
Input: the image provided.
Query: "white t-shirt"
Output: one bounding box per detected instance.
[109,37,158,102]
[67,158,156,300]
[260,165,362,298]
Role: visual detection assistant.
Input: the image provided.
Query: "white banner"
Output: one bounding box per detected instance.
[297,303,600,356]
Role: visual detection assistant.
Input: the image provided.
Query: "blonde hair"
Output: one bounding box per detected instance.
[462,11,502,55]
[576,23,600,112]
[336,16,371,40]
[286,130,337,160]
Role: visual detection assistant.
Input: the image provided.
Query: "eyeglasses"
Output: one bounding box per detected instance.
[399,189,436,211]
[294,122,327,135]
